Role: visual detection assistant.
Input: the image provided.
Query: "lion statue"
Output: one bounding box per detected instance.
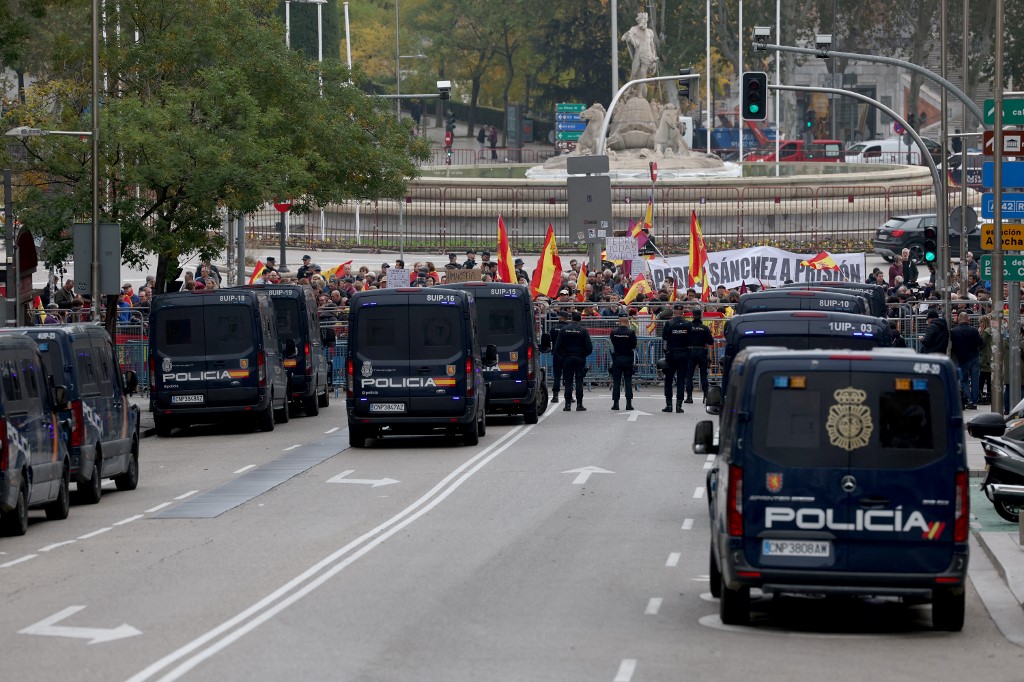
[570,103,606,156]
[653,105,689,157]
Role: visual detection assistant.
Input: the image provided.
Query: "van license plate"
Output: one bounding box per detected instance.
[171,395,204,404]
[369,403,406,413]
[762,540,830,558]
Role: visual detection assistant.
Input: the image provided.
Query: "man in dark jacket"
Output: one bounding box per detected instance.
[609,315,637,411]
[950,311,984,408]
[684,309,715,403]
[920,308,949,354]
[661,302,691,413]
[554,311,593,411]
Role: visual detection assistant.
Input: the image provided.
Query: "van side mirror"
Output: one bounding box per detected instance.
[284,338,298,358]
[694,420,718,454]
[705,385,723,415]
[53,385,70,411]
[967,411,1007,438]
[539,333,552,353]
[123,370,139,396]
[483,344,498,367]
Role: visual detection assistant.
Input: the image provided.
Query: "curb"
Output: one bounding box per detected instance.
[971,532,1024,647]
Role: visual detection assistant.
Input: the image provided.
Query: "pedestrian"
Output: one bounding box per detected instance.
[554,311,593,411]
[609,314,637,411]
[888,253,903,289]
[684,308,714,403]
[297,255,314,281]
[661,302,691,413]
[446,252,461,270]
[889,320,907,348]
[900,248,919,288]
[979,315,993,404]
[549,309,570,405]
[950,311,983,409]
[463,250,478,270]
[54,279,76,309]
[488,125,498,160]
[920,308,949,354]
[477,126,487,160]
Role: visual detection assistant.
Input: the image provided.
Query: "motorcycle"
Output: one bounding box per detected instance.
[967,398,1024,523]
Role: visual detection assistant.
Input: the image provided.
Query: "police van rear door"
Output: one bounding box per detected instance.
[472,287,530,399]
[268,290,303,388]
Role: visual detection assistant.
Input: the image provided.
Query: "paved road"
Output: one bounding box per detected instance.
[1,392,1022,682]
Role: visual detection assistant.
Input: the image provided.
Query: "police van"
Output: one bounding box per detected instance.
[719,311,891,395]
[149,289,289,436]
[243,284,329,416]
[345,288,495,448]
[735,289,868,316]
[6,325,141,503]
[696,348,969,630]
[440,282,550,423]
[0,335,72,535]
[779,282,888,318]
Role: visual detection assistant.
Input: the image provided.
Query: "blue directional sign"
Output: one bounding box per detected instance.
[982,193,1024,220]
[555,121,587,132]
[983,162,1024,189]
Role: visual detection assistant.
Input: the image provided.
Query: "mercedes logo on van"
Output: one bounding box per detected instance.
[840,475,857,493]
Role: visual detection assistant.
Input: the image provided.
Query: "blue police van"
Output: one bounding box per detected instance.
[779,282,888,318]
[696,348,969,630]
[735,289,869,316]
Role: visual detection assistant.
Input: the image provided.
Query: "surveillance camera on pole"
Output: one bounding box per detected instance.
[815,34,832,58]
[753,26,771,51]
[437,80,452,100]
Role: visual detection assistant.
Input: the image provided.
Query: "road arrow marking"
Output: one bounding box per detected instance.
[562,466,614,485]
[326,470,399,487]
[621,409,652,422]
[20,606,142,644]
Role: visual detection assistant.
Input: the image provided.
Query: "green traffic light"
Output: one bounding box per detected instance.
[924,252,936,262]
[749,104,760,114]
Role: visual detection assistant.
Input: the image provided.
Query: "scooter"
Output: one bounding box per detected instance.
[967,397,1024,523]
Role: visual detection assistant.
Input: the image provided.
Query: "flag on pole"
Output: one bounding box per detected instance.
[701,274,711,302]
[248,261,266,285]
[668,277,678,302]
[31,295,45,323]
[530,224,563,299]
[688,210,708,287]
[496,215,516,283]
[800,251,841,271]
[576,263,588,302]
[629,197,654,238]
[622,275,653,305]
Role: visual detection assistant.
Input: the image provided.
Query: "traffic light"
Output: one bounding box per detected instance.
[805,109,815,129]
[922,225,938,263]
[907,112,917,130]
[678,68,691,101]
[445,147,452,166]
[741,71,767,121]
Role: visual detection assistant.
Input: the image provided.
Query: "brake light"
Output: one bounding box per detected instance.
[0,420,7,471]
[346,357,354,399]
[466,357,475,397]
[304,342,312,376]
[527,344,535,380]
[889,229,904,237]
[70,400,85,448]
[827,354,873,360]
[727,465,743,537]
[257,351,266,387]
[953,471,969,542]
[791,312,827,317]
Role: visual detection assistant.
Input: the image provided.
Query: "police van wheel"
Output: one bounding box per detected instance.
[719,578,749,625]
[463,422,480,446]
[1,483,28,536]
[77,456,102,505]
[303,394,320,417]
[154,415,173,438]
[115,442,140,492]
[45,462,71,521]
[259,404,276,432]
[477,414,487,437]
[317,384,330,408]
[524,403,539,424]
[709,549,722,599]
[348,425,367,448]
[932,588,965,631]
[275,397,290,424]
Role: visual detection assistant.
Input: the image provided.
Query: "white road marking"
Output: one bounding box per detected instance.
[233,465,255,474]
[665,552,681,567]
[681,518,694,530]
[114,515,145,526]
[39,540,77,552]
[705,454,715,462]
[102,480,116,488]
[326,471,400,487]
[19,605,142,644]
[693,487,705,499]
[693,575,710,582]
[703,461,713,470]
[645,598,663,615]
[0,554,37,568]
[620,410,652,422]
[78,527,111,540]
[562,466,614,485]
[614,659,637,682]
[175,490,198,500]
[146,502,172,513]
[324,427,339,434]
[283,444,301,451]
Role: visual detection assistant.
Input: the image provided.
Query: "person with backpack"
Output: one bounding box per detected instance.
[477,126,487,161]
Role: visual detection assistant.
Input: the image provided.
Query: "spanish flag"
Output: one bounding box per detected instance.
[688,210,708,287]
[327,260,353,279]
[32,295,45,323]
[622,275,653,305]
[801,251,841,271]
[631,196,654,238]
[248,260,266,285]
[530,224,563,299]
[668,277,678,302]
[576,262,587,302]
[496,215,516,284]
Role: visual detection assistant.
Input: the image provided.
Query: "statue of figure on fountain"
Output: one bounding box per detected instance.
[621,10,659,101]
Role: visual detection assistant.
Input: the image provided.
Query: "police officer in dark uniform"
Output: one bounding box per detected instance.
[554,311,593,412]
[549,309,570,404]
[463,250,478,270]
[661,302,691,413]
[684,308,714,403]
[609,314,638,411]
[446,252,462,270]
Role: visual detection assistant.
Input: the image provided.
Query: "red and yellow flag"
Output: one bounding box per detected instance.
[630,196,654,238]
[688,210,708,287]
[326,260,353,279]
[622,275,653,305]
[801,251,841,271]
[248,260,266,285]
[496,215,516,284]
[530,224,563,299]
[668,277,678,302]
[576,262,587,302]
[32,295,45,323]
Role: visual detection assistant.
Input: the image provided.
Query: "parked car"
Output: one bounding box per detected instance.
[872,213,982,264]
[846,137,943,166]
[744,139,844,163]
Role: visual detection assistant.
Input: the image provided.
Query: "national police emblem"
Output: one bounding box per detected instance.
[766,473,783,493]
[361,361,373,378]
[162,358,173,373]
[825,387,873,451]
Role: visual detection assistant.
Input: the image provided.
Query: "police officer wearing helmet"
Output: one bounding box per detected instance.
[549,309,571,405]
[554,311,593,411]
[609,314,637,411]
[661,302,691,413]
[684,307,714,403]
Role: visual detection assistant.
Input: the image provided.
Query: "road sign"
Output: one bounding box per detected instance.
[949,206,978,231]
[555,121,587,132]
[556,131,582,141]
[556,102,586,113]
[984,98,1024,125]
[568,166,612,245]
[982,194,1024,220]
[893,122,905,135]
[981,222,1024,250]
[984,130,1024,156]
[983,162,1024,189]
[980,255,1024,282]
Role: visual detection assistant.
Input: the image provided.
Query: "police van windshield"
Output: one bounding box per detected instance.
[474,298,524,349]
[273,297,301,344]
[37,344,62,382]
[733,335,880,352]
[751,371,947,469]
[156,305,254,356]
[357,305,462,362]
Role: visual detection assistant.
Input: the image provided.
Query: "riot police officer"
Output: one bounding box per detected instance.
[609,315,638,411]
[554,311,593,412]
[549,309,570,404]
[661,302,691,413]
[684,308,714,403]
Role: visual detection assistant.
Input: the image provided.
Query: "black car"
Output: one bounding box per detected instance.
[872,213,982,264]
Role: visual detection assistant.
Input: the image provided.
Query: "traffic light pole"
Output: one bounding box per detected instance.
[596,74,700,155]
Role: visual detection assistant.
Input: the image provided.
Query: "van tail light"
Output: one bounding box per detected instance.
[527,345,535,380]
[346,358,354,399]
[727,465,744,537]
[70,400,85,448]
[466,357,475,397]
[149,357,156,393]
[257,351,266,387]
[0,420,7,471]
[953,471,969,542]
[304,342,312,376]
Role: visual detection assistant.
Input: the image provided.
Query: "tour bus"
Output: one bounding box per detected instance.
[734,289,869,316]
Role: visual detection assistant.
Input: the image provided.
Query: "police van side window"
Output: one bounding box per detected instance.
[92,340,112,385]
[74,342,100,397]
[2,360,24,410]
[19,358,40,400]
